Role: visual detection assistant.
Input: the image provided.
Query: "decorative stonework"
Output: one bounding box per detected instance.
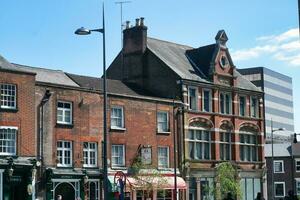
[189,117,214,129]
[218,76,231,86]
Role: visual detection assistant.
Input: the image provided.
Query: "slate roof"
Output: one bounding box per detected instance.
[67,73,158,98]
[147,37,261,92]
[265,143,292,157]
[12,63,80,87]
[147,38,208,82]
[0,55,33,74]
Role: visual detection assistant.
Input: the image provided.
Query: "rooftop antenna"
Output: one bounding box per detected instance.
[115,1,132,46]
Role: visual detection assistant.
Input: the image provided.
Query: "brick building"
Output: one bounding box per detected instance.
[0,55,37,200]
[0,52,186,200]
[107,18,265,200]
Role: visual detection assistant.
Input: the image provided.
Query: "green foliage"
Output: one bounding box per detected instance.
[215,162,242,199]
[128,156,167,198]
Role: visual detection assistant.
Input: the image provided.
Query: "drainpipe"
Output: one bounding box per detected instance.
[37,89,51,197]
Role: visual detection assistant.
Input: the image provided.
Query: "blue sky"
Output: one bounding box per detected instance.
[0,0,299,131]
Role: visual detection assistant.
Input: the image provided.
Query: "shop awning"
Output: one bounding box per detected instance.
[123,176,187,190]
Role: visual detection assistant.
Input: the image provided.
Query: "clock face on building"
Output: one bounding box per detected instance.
[141,147,152,165]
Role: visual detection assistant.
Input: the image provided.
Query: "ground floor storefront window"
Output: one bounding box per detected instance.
[157,190,172,200]
[189,177,214,200]
[240,178,261,200]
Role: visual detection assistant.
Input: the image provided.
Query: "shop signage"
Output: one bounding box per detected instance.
[141,147,152,164]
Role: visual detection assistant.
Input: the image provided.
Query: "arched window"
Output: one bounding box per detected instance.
[187,118,213,160]
[219,122,233,161]
[239,124,259,162]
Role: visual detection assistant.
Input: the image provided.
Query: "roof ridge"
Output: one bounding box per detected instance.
[147,37,193,49]
[12,63,64,72]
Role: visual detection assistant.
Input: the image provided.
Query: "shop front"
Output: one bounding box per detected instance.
[0,157,38,200]
[109,172,187,200]
[45,168,102,200]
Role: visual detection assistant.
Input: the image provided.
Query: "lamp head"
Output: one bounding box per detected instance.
[75,27,91,35]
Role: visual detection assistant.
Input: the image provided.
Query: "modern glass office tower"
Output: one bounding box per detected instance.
[238,67,294,142]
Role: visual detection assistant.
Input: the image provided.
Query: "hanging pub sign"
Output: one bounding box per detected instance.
[141,147,152,164]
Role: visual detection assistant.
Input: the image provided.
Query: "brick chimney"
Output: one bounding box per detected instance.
[123,17,147,54]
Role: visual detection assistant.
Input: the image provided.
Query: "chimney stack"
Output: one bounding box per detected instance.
[140,17,144,26]
[135,18,140,26]
[126,21,130,29]
[123,17,147,54]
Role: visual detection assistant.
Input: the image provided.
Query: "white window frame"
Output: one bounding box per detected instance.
[239,95,247,117]
[274,182,285,197]
[157,111,169,133]
[274,160,284,173]
[188,86,198,111]
[57,140,72,167]
[111,144,125,167]
[110,106,125,129]
[87,180,100,200]
[0,83,17,109]
[295,159,300,172]
[187,129,211,160]
[57,101,72,125]
[219,92,232,115]
[83,142,98,168]
[202,89,212,112]
[0,126,18,156]
[250,96,259,118]
[158,146,169,168]
[296,180,300,196]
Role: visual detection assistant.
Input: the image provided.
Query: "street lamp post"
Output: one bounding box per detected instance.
[270,119,285,199]
[75,4,109,200]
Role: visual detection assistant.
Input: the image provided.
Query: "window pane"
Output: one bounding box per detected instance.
[225,94,231,114]
[220,93,225,113]
[239,96,245,116]
[189,88,197,110]
[0,84,16,109]
[203,90,210,112]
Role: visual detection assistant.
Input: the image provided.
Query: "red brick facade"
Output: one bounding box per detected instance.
[0,69,36,156]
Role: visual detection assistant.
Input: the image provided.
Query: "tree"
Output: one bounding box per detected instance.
[214,162,242,200]
[128,156,167,199]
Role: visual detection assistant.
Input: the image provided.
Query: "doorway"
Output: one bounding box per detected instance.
[54,182,75,200]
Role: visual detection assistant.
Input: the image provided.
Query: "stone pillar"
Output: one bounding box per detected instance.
[185,176,190,200]
[196,178,201,200]
[153,189,157,200]
[132,189,137,200]
[0,169,3,200]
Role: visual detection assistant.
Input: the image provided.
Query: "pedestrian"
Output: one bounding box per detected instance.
[255,192,265,200]
[223,192,234,200]
[57,195,62,200]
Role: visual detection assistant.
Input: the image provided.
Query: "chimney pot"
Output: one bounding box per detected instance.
[140,17,144,26]
[126,21,130,29]
[135,18,140,26]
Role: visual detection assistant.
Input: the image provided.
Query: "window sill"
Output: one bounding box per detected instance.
[56,123,74,129]
[157,131,171,135]
[0,108,18,113]
[56,165,73,168]
[274,171,285,173]
[111,166,127,170]
[83,166,98,169]
[110,127,126,131]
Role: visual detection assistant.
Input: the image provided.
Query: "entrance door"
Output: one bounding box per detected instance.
[54,183,75,200]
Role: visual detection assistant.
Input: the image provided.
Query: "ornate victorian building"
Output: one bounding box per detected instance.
[107,18,265,200]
